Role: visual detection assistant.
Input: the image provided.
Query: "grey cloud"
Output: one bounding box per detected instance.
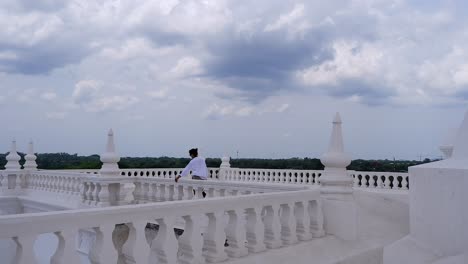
[324,79,395,106]
[201,27,334,103]
[0,42,91,75]
[195,3,379,103]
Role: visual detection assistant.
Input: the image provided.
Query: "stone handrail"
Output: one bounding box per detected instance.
[130,178,309,204]
[121,167,220,179]
[28,170,86,196]
[222,168,323,185]
[0,189,324,264]
[349,171,409,190]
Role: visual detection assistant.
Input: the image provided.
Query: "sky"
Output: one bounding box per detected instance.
[1,0,468,160]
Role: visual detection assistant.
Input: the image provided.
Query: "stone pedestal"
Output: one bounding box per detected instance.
[320,113,357,241]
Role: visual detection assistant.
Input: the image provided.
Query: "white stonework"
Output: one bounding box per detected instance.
[5,140,21,171]
[100,129,121,177]
[23,141,38,171]
[220,156,231,168]
[0,109,466,264]
[320,112,357,241]
[384,110,468,264]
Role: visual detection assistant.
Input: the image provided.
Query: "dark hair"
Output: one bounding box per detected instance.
[189,148,198,157]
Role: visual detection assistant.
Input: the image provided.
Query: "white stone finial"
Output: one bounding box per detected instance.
[23,140,38,171]
[100,129,120,177]
[321,112,351,169]
[451,109,468,159]
[220,155,231,168]
[5,140,21,171]
[439,128,457,159]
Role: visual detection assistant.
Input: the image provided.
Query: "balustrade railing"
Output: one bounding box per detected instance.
[121,168,220,180]
[222,168,323,185]
[131,178,307,204]
[0,188,324,264]
[349,171,409,190]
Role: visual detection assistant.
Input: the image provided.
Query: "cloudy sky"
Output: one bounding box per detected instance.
[1,0,467,160]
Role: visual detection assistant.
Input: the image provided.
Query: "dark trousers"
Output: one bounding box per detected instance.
[192,176,206,197]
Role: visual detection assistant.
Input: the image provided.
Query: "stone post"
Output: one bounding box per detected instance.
[5,140,21,171]
[23,141,38,171]
[319,113,357,240]
[100,129,120,177]
[94,129,123,206]
[218,156,230,181]
[3,140,22,190]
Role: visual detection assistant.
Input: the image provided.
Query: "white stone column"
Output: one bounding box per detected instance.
[319,112,357,241]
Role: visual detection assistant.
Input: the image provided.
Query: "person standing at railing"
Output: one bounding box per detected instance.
[175,148,208,197]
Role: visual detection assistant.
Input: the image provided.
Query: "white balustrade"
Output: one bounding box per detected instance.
[121,168,220,180]
[0,189,323,264]
[223,168,323,186]
[348,171,409,190]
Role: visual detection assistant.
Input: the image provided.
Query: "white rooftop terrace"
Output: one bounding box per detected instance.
[0,111,466,264]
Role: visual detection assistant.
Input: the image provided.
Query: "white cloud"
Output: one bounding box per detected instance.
[276,103,290,113]
[298,41,383,86]
[203,103,255,119]
[265,4,305,32]
[170,57,203,78]
[72,79,139,112]
[72,80,100,104]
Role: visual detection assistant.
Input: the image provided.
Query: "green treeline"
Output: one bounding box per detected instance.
[0,153,433,172]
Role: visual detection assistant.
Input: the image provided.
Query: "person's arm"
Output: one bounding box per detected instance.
[176,159,193,182]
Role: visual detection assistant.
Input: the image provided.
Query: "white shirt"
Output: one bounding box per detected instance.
[180,157,208,179]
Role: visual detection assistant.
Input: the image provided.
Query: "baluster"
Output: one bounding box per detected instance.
[402,176,408,190]
[167,184,175,201]
[142,182,150,201]
[153,217,178,264]
[13,235,37,264]
[57,177,63,192]
[392,176,399,190]
[295,201,312,241]
[93,183,101,206]
[225,209,248,257]
[121,221,151,264]
[81,182,89,202]
[383,175,390,189]
[246,206,266,253]
[177,185,184,200]
[51,229,81,264]
[377,175,383,189]
[150,183,158,201]
[203,211,228,262]
[97,183,110,207]
[205,187,215,198]
[280,203,298,245]
[263,204,282,249]
[159,183,166,201]
[179,214,205,264]
[184,185,194,200]
[90,224,118,264]
[309,201,325,237]
[353,174,360,188]
[133,182,142,203]
[87,182,95,205]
